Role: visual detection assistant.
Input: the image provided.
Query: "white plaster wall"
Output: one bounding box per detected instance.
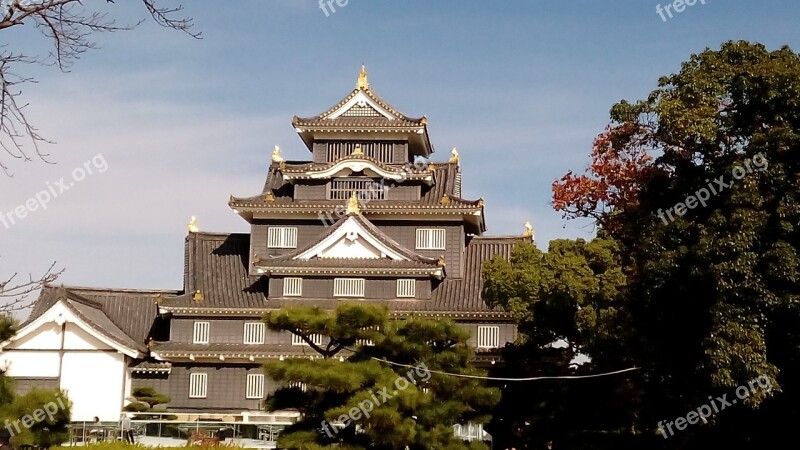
[60,351,126,422]
[0,351,60,377]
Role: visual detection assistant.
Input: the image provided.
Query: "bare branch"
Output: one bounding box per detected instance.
[0,260,62,313]
[0,0,198,174]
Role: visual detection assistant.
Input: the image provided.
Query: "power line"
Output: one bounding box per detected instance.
[370,356,640,382]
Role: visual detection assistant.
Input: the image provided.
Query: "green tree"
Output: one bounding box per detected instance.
[552,41,800,448]
[123,386,174,420]
[263,303,500,450]
[1,389,71,449]
[482,239,637,449]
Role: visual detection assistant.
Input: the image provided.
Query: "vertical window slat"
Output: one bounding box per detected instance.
[189,373,208,398]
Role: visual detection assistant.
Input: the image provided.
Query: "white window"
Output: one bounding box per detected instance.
[193,322,210,344]
[283,277,303,296]
[356,339,375,346]
[267,226,298,249]
[288,381,307,392]
[291,333,326,346]
[243,322,266,345]
[454,423,486,441]
[396,279,416,298]
[189,373,208,398]
[477,326,500,349]
[333,278,365,297]
[246,374,265,399]
[416,228,446,250]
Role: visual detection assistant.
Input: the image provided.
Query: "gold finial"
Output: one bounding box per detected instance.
[147,338,155,349]
[265,192,275,202]
[352,144,364,156]
[252,254,262,265]
[437,256,446,267]
[153,294,164,305]
[478,198,485,207]
[272,145,285,164]
[420,116,428,125]
[448,147,460,164]
[440,194,450,204]
[193,290,204,302]
[357,65,369,90]
[188,216,199,233]
[346,191,361,216]
[523,221,535,239]
[428,163,436,173]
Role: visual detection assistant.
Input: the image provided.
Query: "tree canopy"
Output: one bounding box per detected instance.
[263,303,499,450]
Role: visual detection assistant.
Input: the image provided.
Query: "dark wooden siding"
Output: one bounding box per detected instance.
[171,318,289,345]
[133,364,280,411]
[269,277,431,300]
[376,223,465,278]
[294,182,327,200]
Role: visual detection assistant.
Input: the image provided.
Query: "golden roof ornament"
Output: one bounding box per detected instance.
[346,191,361,216]
[264,192,275,202]
[272,145,285,164]
[357,65,369,90]
[437,256,446,267]
[441,194,450,204]
[523,221,535,240]
[428,163,436,173]
[188,216,199,233]
[448,147,460,164]
[193,290,204,302]
[352,144,364,156]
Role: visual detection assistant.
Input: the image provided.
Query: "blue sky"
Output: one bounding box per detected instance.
[1,0,799,313]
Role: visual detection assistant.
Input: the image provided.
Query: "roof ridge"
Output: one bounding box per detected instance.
[46,283,179,296]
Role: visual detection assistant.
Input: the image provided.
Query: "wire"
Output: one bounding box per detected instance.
[369,355,640,382]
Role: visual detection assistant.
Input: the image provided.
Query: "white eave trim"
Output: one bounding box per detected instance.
[4,300,143,358]
[289,159,410,182]
[325,91,395,120]
[294,216,408,261]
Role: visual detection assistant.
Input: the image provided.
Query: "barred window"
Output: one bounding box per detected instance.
[243,322,266,345]
[267,227,298,249]
[283,278,303,297]
[329,178,386,201]
[291,333,326,346]
[189,373,208,399]
[416,229,446,250]
[333,278,365,297]
[288,381,307,392]
[396,279,416,298]
[193,322,210,344]
[246,374,265,399]
[476,326,500,349]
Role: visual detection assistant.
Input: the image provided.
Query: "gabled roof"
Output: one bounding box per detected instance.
[13,286,167,356]
[277,154,434,183]
[291,67,433,155]
[254,214,445,278]
[229,161,486,233]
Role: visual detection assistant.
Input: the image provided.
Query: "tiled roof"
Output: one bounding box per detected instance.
[230,162,481,214]
[158,232,525,317]
[164,233,268,309]
[292,116,424,129]
[25,286,167,354]
[263,214,439,265]
[293,86,426,129]
[150,342,324,358]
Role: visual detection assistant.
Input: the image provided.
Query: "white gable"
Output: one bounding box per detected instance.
[295,216,407,261]
[326,91,396,120]
[2,300,140,358]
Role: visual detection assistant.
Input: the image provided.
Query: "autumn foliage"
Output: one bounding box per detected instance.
[552,122,656,229]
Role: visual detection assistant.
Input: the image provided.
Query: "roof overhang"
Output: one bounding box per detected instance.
[2,299,144,358]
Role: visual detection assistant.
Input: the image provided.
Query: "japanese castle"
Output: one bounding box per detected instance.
[0,68,530,439]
